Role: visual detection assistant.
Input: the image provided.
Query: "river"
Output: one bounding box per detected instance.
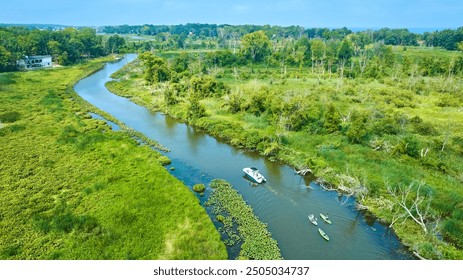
[74,54,412,260]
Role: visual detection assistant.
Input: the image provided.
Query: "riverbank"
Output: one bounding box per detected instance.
[106,53,463,259]
[0,57,226,259]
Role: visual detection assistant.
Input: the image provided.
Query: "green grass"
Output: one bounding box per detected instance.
[396,46,462,61]
[0,59,226,259]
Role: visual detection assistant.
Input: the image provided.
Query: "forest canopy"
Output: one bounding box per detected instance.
[0,26,126,71]
[101,23,463,50]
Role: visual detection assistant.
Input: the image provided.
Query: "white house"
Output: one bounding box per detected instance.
[17,55,52,70]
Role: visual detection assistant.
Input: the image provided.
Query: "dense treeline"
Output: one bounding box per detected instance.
[143,30,463,80]
[423,27,463,50]
[102,23,222,37]
[0,27,126,72]
[102,23,463,51]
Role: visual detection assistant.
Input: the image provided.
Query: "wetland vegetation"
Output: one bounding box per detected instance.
[105,25,463,259]
[0,57,226,259]
[206,179,282,260]
[2,23,463,260]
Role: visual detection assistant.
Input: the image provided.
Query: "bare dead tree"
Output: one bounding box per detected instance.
[316,177,334,191]
[340,111,351,123]
[420,147,430,158]
[413,251,427,260]
[371,138,393,153]
[441,123,453,153]
[316,173,368,206]
[295,167,313,176]
[387,181,436,234]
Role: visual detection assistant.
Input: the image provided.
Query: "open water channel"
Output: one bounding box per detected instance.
[74,54,412,260]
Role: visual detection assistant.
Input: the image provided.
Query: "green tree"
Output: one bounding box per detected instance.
[139,52,171,84]
[337,38,354,83]
[294,37,311,66]
[106,35,125,54]
[187,92,207,121]
[190,75,225,98]
[457,41,463,52]
[0,46,15,71]
[310,39,326,74]
[241,31,272,63]
[47,40,61,58]
[325,40,340,77]
[281,95,310,131]
[66,38,84,63]
[351,31,373,49]
[163,85,177,107]
[346,110,368,143]
[291,46,306,71]
[378,44,395,69]
[401,54,412,76]
[338,38,354,63]
[364,56,384,78]
[77,27,104,57]
[323,104,340,133]
[171,51,190,72]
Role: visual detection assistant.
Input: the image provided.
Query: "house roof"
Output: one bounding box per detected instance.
[24,55,52,60]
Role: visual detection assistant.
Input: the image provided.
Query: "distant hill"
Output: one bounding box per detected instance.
[348,27,450,34]
[0,23,90,30]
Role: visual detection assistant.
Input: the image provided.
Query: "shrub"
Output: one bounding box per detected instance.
[216,215,225,223]
[190,75,227,98]
[0,124,26,136]
[412,121,439,136]
[157,155,172,166]
[371,114,401,135]
[193,183,206,193]
[0,111,20,123]
[436,95,460,107]
[226,93,243,114]
[187,95,207,121]
[323,104,340,133]
[345,110,369,143]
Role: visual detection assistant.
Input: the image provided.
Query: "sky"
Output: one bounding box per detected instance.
[1,0,462,28]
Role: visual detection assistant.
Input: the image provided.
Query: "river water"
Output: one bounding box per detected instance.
[74,54,412,260]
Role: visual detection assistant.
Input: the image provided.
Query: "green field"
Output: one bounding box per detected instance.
[0,58,227,259]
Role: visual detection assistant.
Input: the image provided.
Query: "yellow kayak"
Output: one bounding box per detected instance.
[318,228,330,241]
[320,213,332,224]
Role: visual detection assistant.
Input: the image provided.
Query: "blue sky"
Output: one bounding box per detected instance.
[1,0,462,28]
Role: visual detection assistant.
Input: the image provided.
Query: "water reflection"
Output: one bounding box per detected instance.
[186,126,203,154]
[164,114,177,129]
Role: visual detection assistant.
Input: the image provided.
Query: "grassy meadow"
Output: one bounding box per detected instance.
[107,47,463,259]
[0,58,226,259]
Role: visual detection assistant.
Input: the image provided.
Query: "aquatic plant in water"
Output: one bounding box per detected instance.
[207,179,283,260]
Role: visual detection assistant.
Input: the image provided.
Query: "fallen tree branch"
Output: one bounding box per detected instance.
[295,167,313,176]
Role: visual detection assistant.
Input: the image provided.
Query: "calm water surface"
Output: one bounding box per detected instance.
[74,54,412,260]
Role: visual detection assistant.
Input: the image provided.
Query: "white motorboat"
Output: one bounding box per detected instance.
[243,167,266,183]
[308,214,318,226]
